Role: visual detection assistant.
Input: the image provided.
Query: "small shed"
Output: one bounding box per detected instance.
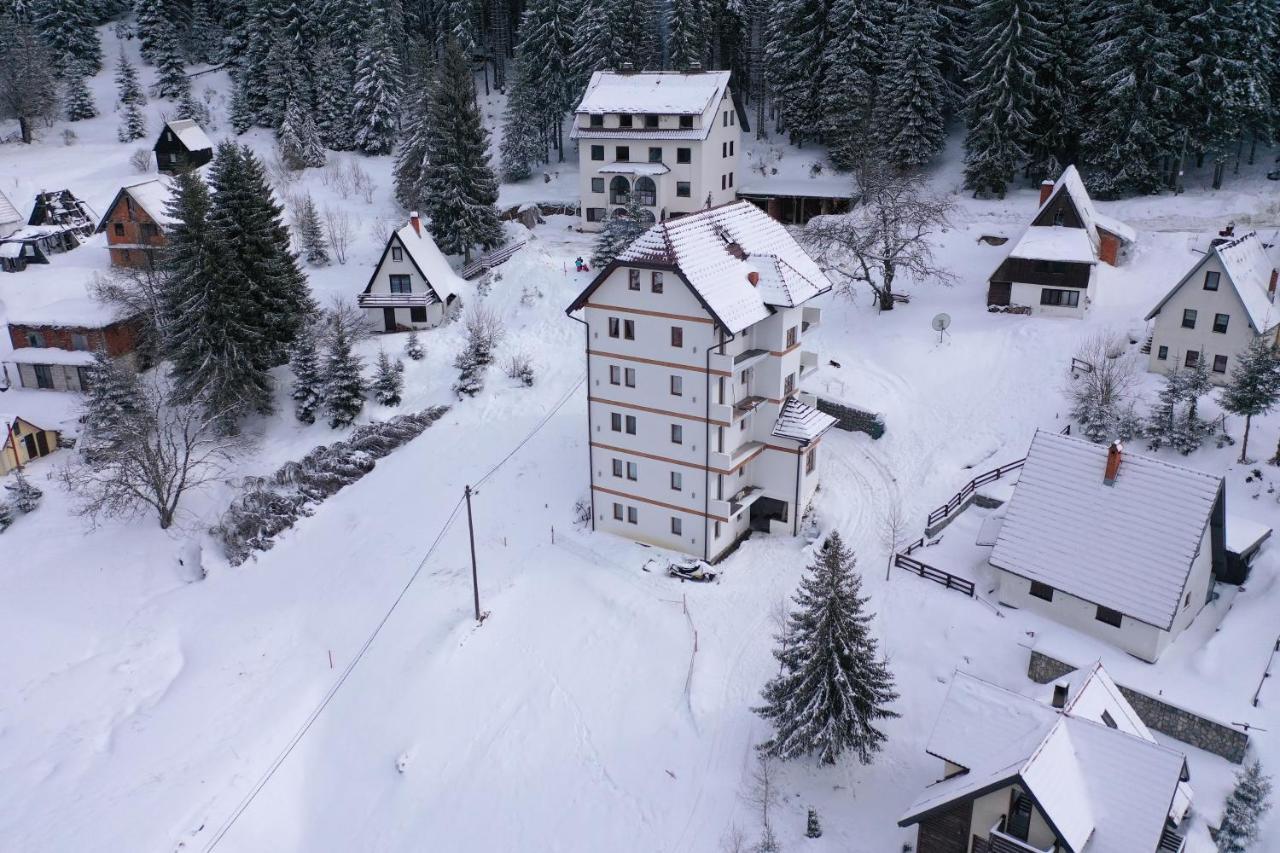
[2,414,59,475]
[1223,514,1272,585]
[0,189,22,239]
[27,189,96,237]
[154,119,214,174]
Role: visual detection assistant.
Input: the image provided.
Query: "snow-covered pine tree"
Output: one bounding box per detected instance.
[63,65,98,121]
[277,94,327,170]
[208,143,316,367]
[0,500,13,533]
[764,0,832,143]
[186,0,222,64]
[5,470,43,514]
[1179,0,1252,188]
[228,75,254,134]
[114,53,148,140]
[323,322,366,428]
[1219,335,1280,462]
[404,330,425,360]
[499,55,546,181]
[351,15,401,156]
[296,194,329,265]
[1145,366,1187,451]
[38,0,103,77]
[453,343,485,397]
[570,0,660,87]
[591,192,648,267]
[151,16,191,100]
[1025,0,1085,180]
[175,87,212,127]
[133,0,166,63]
[422,39,502,262]
[1078,0,1182,197]
[1236,0,1280,163]
[822,0,885,170]
[1216,760,1272,853]
[393,54,434,211]
[79,349,145,460]
[115,49,146,106]
[289,328,324,424]
[517,0,576,160]
[755,530,899,764]
[872,0,946,169]
[667,0,707,70]
[372,350,404,405]
[962,0,1049,197]
[311,38,355,151]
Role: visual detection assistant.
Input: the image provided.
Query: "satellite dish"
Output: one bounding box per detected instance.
[931,312,951,342]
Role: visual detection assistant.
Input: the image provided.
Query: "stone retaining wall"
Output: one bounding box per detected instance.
[816,398,886,439]
[1028,650,1249,763]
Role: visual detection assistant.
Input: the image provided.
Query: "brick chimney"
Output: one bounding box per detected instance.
[1051,682,1069,709]
[409,211,421,236]
[1104,440,1123,486]
[1039,180,1055,206]
[1269,268,1277,301]
[1220,222,1236,239]
[747,271,759,286]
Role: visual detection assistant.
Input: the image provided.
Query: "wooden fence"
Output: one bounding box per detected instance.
[893,551,975,597]
[460,240,527,279]
[925,459,1026,534]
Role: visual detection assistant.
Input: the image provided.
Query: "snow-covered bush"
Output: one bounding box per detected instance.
[1067,331,1143,444]
[5,471,43,513]
[0,501,13,533]
[506,352,534,387]
[130,147,152,173]
[404,330,425,361]
[453,307,505,398]
[214,408,449,564]
[372,351,404,406]
[1216,760,1272,852]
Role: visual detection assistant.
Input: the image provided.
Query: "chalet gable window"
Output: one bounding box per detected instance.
[1029,581,1054,601]
[1212,313,1229,333]
[1101,710,1117,729]
[391,246,403,261]
[113,222,124,236]
[679,116,693,129]
[651,272,663,292]
[1095,605,1123,628]
[389,274,411,294]
[1203,270,1220,291]
[1182,308,1197,329]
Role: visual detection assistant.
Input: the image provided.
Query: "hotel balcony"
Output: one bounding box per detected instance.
[710,347,769,376]
[709,440,763,473]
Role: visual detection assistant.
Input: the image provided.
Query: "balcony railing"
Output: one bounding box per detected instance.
[710,440,764,473]
[800,350,818,378]
[985,822,1054,853]
[802,306,821,330]
[357,292,433,308]
[1158,828,1187,852]
[711,348,769,376]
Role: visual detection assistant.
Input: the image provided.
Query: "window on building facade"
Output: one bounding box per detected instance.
[410,307,427,323]
[728,172,733,187]
[629,269,640,290]
[1157,345,1169,360]
[671,326,683,347]
[1029,581,1054,601]
[616,146,630,162]
[1203,270,1220,290]
[671,516,682,535]
[670,375,682,396]
[677,182,691,197]
[619,114,633,128]
[113,222,124,236]
[806,448,816,473]
[671,424,683,444]
[1040,288,1080,307]
[1185,350,1200,367]
[611,413,622,431]
[591,177,605,193]
[625,368,636,387]
[1095,605,1123,627]
[1213,313,1229,333]
[1100,711,1117,729]
[677,148,691,164]
[1182,308,1197,329]
[391,246,403,261]
[627,506,638,524]
[71,333,89,351]
[624,320,635,340]
[651,272,663,292]
[645,114,659,128]
[26,331,44,347]
[1213,354,1228,373]
[610,365,621,385]
[729,141,734,156]
[587,207,605,222]
[389,274,411,294]
[591,145,604,161]
[625,415,636,434]
[613,503,623,520]
[784,373,795,395]
[722,142,727,157]
[612,459,623,477]
[721,175,726,190]
[648,147,662,163]
[626,461,638,480]
[590,113,604,127]
[786,326,797,348]
[679,116,693,129]
[608,317,620,337]
[671,471,682,491]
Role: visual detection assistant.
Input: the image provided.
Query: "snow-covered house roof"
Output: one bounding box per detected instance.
[27,189,95,232]
[5,347,99,366]
[1040,165,1137,248]
[771,398,837,445]
[989,431,1223,630]
[575,70,731,116]
[95,177,177,232]
[363,220,466,303]
[164,119,213,153]
[567,201,833,334]
[1008,226,1098,264]
[1144,231,1280,333]
[900,670,1188,853]
[7,296,128,328]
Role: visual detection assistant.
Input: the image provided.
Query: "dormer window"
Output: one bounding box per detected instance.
[590,113,604,128]
[679,115,693,129]
[644,114,659,128]
[619,114,633,128]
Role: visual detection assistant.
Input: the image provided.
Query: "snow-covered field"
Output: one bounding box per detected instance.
[2,29,1280,852]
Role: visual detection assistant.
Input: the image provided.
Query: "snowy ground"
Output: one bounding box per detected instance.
[2,29,1280,853]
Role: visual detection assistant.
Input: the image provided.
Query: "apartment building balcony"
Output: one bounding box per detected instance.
[709,439,764,473]
[974,825,1054,853]
[357,292,435,308]
[710,347,769,376]
[710,394,765,426]
[802,306,821,330]
[709,485,763,520]
[800,350,818,379]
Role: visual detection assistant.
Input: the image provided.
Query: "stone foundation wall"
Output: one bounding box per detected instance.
[1028,650,1249,763]
[816,398,886,439]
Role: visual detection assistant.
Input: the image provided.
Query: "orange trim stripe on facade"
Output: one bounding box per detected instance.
[589,396,730,427]
[588,349,732,377]
[591,441,761,476]
[592,484,730,523]
[584,303,716,324]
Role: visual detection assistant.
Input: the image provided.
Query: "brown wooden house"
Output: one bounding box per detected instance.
[4,300,141,392]
[154,119,213,175]
[95,178,174,268]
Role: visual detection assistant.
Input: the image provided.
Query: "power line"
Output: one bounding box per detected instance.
[473,374,585,490]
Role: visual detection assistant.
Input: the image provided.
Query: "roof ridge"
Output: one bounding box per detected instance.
[1035,429,1221,482]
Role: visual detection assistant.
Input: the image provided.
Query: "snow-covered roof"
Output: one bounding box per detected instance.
[0,413,53,436]
[0,242,24,258]
[569,201,832,333]
[165,119,213,152]
[5,347,98,366]
[123,177,177,227]
[737,177,854,199]
[5,224,74,239]
[1146,231,1280,333]
[382,222,466,302]
[990,431,1222,629]
[1008,226,1098,264]
[7,297,127,328]
[901,670,1186,853]
[575,70,731,116]
[570,126,709,141]
[597,162,670,176]
[771,398,837,444]
[1225,513,1271,554]
[1040,165,1137,248]
[0,189,20,226]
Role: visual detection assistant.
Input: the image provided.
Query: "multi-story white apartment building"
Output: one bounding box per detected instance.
[565,201,836,561]
[570,68,744,231]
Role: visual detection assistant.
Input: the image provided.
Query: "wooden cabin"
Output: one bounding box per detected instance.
[95,178,174,268]
[2,415,60,475]
[154,119,213,175]
[5,300,141,392]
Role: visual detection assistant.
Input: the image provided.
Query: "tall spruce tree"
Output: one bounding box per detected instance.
[38,0,103,76]
[872,0,946,169]
[1180,0,1252,188]
[63,65,98,121]
[79,349,146,461]
[821,0,886,170]
[518,0,577,160]
[393,57,435,211]
[764,0,833,143]
[133,0,166,63]
[372,350,404,405]
[668,0,707,70]
[290,328,324,424]
[1216,760,1272,853]
[962,0,1049,197]
[351,15,401,155]
[151,16,191,99]
[278,94,327,170]
[422,40,502,262]
[570,0,660,87]
[114,49,146,138]
[296,194,329,265]
[312,38,354,150]
[499,55,547,181]
[1220,336,1280,462]
[1025,0,1085,180]
[755,531,899,765]
[323,322,366,428]
[1078,0,1182,197]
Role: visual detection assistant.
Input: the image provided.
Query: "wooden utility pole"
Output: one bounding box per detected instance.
[464,485,481,622]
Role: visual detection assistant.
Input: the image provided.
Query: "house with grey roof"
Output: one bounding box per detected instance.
[1144,229,1280,384]
[358,213,466,333]
[565,200,834,561]
[899,664,1192,853]
[987,431,1225,663]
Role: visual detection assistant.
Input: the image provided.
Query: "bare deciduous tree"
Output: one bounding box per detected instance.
[719,824,748,853]
[90,267,169,366]
[60,376,239,529]
[742,754,781,853]
[0,15,58,144]
[881,497,909,580]
[323,207,353,265]
[320,295,372,347]
[1066,330,1144,444]
[130,148,153,173]
[803,156,956,311]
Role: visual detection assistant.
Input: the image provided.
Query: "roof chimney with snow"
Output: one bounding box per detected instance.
[747,270,759,286]
[1269,268,1277,301]
[1039,180,1055,207]
[1051,682,1069,709]
[409,211,421,236]
[619,62,635,74]
[1104,441,1123,486]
